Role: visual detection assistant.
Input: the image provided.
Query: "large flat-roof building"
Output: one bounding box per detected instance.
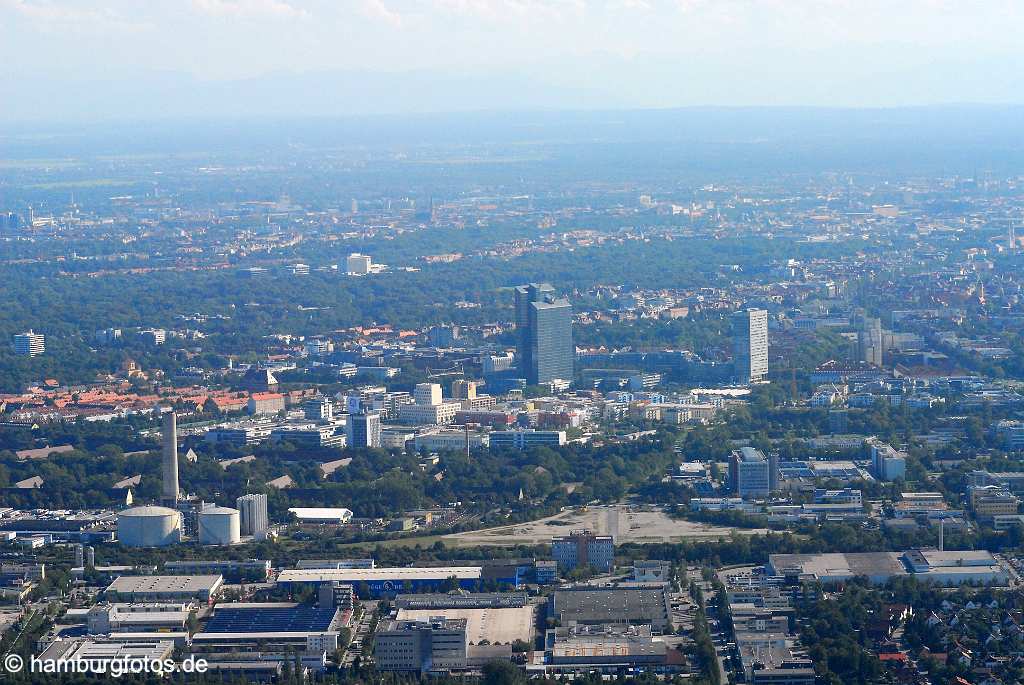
[277,566,485,597]
[549,586,673,634]
[767,550,1008,586]
[105,575,223,604]
[86,603,193,635]
[191,602,343,664]
[394,593,534,646]
[37,638,174,667]
[546,624,670,670]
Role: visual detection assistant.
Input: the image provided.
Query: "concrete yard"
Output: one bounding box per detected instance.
[396,605,535,645]
[442,505,766,547]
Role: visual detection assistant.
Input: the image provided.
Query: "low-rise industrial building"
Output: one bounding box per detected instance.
[105,575,223,604]
[549,586,673,634]
[276,566,485,597]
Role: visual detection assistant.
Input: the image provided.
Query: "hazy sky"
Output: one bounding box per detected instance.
[2,0,1023,118]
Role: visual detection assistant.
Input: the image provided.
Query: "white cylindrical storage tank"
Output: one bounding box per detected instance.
[118,505,181,547]
[198,506,241,545]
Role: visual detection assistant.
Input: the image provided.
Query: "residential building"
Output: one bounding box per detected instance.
[854,309,884,367]
[732,308,769,383]
[248,392,285,416]
[868,439,907,481]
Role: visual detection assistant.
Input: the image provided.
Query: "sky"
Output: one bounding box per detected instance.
[1,0,1023,121]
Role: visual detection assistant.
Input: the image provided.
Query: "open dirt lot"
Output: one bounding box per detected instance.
[442,504,766,547]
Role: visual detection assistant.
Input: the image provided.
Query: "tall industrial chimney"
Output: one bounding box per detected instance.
[162,410,180,503]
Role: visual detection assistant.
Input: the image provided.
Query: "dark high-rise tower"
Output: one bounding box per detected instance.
[514,283,574,385]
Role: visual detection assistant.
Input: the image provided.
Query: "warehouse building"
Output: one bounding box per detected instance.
[545,624,672,670]
[767,550,1008,586]
[277,567,484,598]
[549,586,673,634]
[37,638,175,667]
[163,559,272,581]
[393,593,534,646]
[192,602,342,667]
[105,575,223,604]
[86,603,193,635]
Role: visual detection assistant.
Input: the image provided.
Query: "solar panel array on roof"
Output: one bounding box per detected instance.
[204,606,336,633]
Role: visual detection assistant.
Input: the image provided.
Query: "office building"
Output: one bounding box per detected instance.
[375,617,468,673]
[400,384,461,425]
[413,428,488,452]
[346,412,382,449]
[303,395,334,421]
[551,529,614,572]
[346,253,372,275]
[482,352,515,375]
[427,326,461,348]
[204,420,274,447]
[270,423,345,448]
[729,447,774,498]
[13,330,45,357]
[515,283,574,385]
[451,379,477,400]
[414,383,443,406]
[318,582,356,610]
[732,308,769,383]
[236,494,269,538]
[489,429,566,449]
